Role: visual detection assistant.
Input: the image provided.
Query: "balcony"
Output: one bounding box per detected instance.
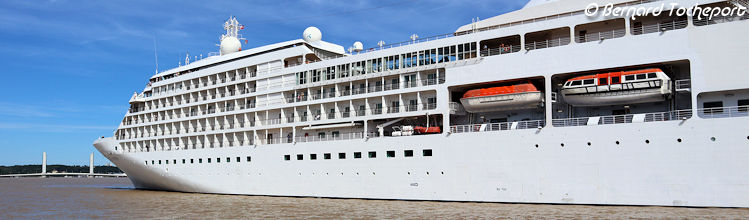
[450,120,545,133]
[552,109,692,127]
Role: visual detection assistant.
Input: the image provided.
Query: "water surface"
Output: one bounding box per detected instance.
[0,178,746,219]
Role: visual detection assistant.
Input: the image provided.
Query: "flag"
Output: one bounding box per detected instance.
[240,25,245,30]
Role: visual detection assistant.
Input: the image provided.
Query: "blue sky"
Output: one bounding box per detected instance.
[0,0,526,166]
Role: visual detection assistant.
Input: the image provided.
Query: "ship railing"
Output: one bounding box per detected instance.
[295,132,364,143]
[552,109,693,127]
[422,103,437,110]
[524,37,570,51]
[450,120,545,133]
[698,106,749,119]
[693,13,749,26]
[632,19,688,35]
[480,45,522,56]
[675,79,691,91]
[576,29,626,43]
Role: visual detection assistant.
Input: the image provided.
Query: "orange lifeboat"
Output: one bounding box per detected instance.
[560,68,672,106]
[413,126,441,134]
[459,83,543,113]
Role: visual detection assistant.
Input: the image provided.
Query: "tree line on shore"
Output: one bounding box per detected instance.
[0,165,123,175]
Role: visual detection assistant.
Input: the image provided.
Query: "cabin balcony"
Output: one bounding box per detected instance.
[575,18,625,43]
[524,27,570,51]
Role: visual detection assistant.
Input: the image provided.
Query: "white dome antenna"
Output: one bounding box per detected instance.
[220,16,245,55]
[303,27,322,43]
[352,41,363,52]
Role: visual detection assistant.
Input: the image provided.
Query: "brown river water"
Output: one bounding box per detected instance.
[0,178,747,219]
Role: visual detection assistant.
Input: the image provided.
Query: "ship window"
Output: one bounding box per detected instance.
[152,160,155,165]
[159,160,162,164]
[216,158,220,163]
[199,159,202,163]
[338,153,346,159]
[191,159,194,164]
[564,81,570,86]
[404,150,414,157]
[611,76,620,84]
[387,151,395,158]
[648,73,657,78]
[284,155,290,161]
[236,157,241,162]
[246,156,251,162]
[570,81,582,86]
[226,157,230,163]
[324,153,331,160]
[310,154,317,160]
[636,74,646,80]
[703,101,723,109]
[625,75,635,81]
[423,149,433,157]
[297,154,303,160]
[173,160,176,164]
[583,79,594,85]
[368,151,377,158]
[599,78,607,85]
[182,159,185,164]
[207,158,211,163]
[354,152,362,158]
[738,99,749,112]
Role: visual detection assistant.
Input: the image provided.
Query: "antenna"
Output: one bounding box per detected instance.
[152,37,159,73]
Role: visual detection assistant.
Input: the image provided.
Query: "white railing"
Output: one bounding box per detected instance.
[295,132,364,143]
[693,14,749,26]
[698,106,749,119]
[480,45,522,56]
[675,79,690,91]
[576,29,626,43]
[450,120,545,133]
[525,37,571,51]
[632,20,688,35]
[552,109,693,127]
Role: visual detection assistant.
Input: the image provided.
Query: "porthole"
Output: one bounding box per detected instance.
[426,172,430,175]
[615,141,620,145]
[372,172,376,175]
[560,143,565,147]
[587,142,591,146]
[677,138,682,143]
[441,171,444,175]
[645,140,650,144]
[711,137,716,142]
[356,172,359,175]
[535,144,539,148]
[407,172,411,175]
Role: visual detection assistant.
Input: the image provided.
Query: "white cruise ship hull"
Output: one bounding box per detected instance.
[95,115,749,207]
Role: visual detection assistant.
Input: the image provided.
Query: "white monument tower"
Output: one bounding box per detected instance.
[42,152,47,174]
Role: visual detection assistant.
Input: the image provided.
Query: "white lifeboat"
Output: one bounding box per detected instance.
[459,82,543,113]
[560,68,672,106]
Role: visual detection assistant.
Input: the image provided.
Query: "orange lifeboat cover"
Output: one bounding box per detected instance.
[463,83,538,99]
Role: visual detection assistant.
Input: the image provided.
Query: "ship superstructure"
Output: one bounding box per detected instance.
[95,0,749,207]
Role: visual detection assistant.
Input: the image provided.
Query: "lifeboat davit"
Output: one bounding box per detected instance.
[459,83,543,113]
[413,126,441,134]
[560,68,672,106]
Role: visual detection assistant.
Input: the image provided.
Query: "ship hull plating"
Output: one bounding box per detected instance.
[97,116,749,207]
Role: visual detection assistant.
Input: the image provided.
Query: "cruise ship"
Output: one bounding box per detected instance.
[94,0,749,207]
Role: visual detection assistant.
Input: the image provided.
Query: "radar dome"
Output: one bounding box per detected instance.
[220,36,241,55]
[303,27,322,42]
[352,41,363,51]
